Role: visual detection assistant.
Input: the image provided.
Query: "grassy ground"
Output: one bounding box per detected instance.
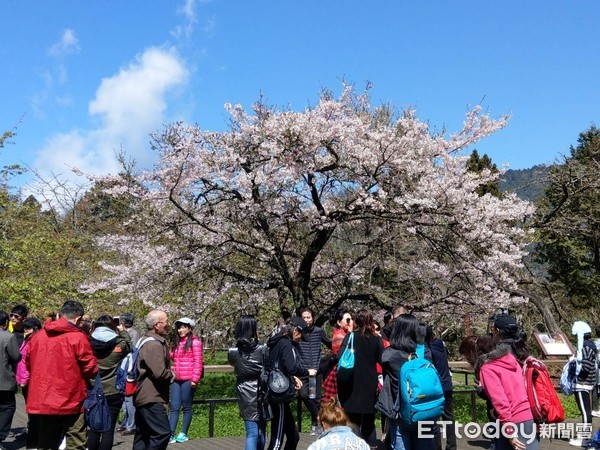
[176,370,582,439]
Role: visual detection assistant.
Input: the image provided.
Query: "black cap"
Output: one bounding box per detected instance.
[23,318,42,330]
[494,313,518,331]
[289,316,308,331]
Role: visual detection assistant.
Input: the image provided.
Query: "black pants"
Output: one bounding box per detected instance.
[22,384,39,449]
[575,389,593,438]
[345,412,375,443]
[267,402,298,450]
[37,413,86,450]
[0,390,16,441]
[297,375,321,425]
[87,394,124,450]
[434,391,457,450]
[133,403,171,450]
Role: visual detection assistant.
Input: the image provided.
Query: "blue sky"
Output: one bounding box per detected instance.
[1,1,598,192]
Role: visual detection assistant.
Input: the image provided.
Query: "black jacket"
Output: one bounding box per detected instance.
[429,338,452,392]
[228,340,268,421]
[267,333,309,380]
[298,325,331,373]
[337,331,383,414]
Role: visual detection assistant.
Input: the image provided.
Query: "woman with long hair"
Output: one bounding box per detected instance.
[307,398,370,450]
[336,308,383,444]
[87,314,131,450]
[169,317,203,443]
[491,314,529,363]
[266,317,317,450]
[321,309,353,403]
[378,314,433,450]
[228,315,269,450]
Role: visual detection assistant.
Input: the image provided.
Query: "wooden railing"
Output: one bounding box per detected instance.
[196,359,568,437]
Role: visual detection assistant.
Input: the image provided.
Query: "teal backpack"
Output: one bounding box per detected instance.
[399,343,445,424]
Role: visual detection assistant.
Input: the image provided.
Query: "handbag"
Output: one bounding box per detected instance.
[336,332,355,382]
[319,353,337,379]
[83,373,112,432]
[267,360,296,404]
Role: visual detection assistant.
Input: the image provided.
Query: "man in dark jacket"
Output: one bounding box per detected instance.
[426,325,456,450]
[8,304,28,346]
[26,300,98,450]
[297,308,331,435]
[0,310,21,445]
[133,310,176,450]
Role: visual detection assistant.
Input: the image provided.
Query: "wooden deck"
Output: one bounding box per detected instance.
[2,394,591,449]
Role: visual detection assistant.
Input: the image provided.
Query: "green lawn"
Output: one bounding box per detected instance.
[176,371,583,439]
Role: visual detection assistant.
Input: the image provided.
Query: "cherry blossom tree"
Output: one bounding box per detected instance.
[82,86,533,323]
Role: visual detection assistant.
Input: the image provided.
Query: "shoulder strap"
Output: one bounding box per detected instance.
[93,372,103,391]
[128,337,156,372]
[347,332,354,349]
[136,336,156,350]
[416,343,425,359]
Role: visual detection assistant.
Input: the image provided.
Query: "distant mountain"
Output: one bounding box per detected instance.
[499,164,550,203]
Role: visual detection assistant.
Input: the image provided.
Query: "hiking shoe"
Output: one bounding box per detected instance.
[175,433,189,443]
[310,425,320,436]
[168,436,176,444]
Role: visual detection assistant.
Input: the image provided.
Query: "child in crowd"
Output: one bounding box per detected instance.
[570,321,597,447]
[307,398,370,450]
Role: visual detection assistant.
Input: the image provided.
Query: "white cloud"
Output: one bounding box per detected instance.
[203,16,217,35]
[48,29,80,58]
[178,0,197,23]
[32,46,189,184]
[173,0,199,40]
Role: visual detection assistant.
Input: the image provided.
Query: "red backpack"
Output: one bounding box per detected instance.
[523,356,565,423]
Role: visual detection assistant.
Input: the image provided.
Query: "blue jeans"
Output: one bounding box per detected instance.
[390,419,434,450]
[120,396,136,430]
[244,420,266,450]
[169,380,194,435]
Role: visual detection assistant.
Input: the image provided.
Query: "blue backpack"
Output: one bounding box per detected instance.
[559,358,578,396]
[83,373,112,432]
[116,337,155,396]
[399,343,445,424]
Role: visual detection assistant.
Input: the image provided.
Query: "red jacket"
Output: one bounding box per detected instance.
[25,318,98,415]
[170,335,203,383]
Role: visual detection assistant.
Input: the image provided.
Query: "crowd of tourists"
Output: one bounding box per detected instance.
[1,300,599,450]
[0,302,203,450]
[229,305,600,450]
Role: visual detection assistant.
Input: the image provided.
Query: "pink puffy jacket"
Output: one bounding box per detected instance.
[16,340,30,386]
[171,335,203,383]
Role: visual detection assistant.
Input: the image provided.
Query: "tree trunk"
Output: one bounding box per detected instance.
[511,288,563,334]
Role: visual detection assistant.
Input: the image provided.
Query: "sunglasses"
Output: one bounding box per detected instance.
[10,313,23,320]
[345,318,353,324]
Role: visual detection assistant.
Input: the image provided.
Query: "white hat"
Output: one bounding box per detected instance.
[175,317,196,328]
[572,321,592,354]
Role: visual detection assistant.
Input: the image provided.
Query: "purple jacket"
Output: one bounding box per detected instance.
[171,335,203,383]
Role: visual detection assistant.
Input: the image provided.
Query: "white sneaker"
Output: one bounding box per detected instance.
[569,438,584,447]
[310,425,319,436]
[592,409,600,418]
